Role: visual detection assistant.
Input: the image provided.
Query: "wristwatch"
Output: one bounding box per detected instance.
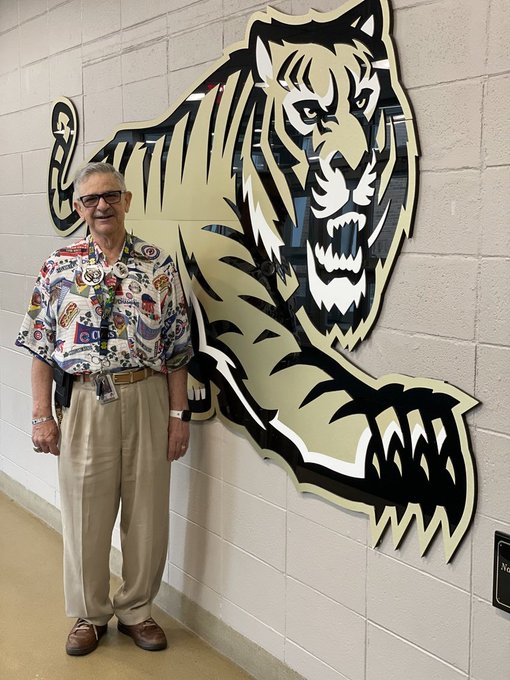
[169,409,192,421]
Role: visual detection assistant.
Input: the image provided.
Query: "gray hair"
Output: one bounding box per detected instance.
[73,162,126,198]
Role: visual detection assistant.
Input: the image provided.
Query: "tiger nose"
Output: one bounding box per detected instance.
[324,118,368,170]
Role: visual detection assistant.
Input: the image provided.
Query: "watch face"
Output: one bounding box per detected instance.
[181,409,192,422]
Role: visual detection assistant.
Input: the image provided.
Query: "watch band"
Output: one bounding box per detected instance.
[32,415,54,426]
[169,409,192,421]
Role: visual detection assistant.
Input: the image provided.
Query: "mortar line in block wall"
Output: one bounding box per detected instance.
[476,427,510,441]
[368,620,469,677]
[221,477,288,510]
[165,21,171,107]
[467,522,475,679]
[406,74,489,94]
[471,58,490,680]
[284,572,369,625]
[363,543,369,680]
[119,3,125,121]
[283,455,289,660]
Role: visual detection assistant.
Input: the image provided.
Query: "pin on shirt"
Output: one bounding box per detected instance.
[83,265,104,285]
[112,262,129,279]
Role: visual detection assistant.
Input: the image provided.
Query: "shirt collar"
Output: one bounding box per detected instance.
[86,234,127,265]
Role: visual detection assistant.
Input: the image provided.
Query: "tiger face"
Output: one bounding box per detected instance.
[253,0,418,349]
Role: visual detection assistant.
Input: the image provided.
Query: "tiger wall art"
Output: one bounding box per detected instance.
[48,0,478,561]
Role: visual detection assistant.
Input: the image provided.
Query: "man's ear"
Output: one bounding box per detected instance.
[74,199,84,219]
[124,191,133,213]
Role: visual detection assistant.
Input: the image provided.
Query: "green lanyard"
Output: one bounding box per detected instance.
[87,235,132,356]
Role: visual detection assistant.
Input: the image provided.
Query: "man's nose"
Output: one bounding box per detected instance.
[97,196,110,209]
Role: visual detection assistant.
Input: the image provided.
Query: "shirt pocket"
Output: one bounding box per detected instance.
[127,287,163,361]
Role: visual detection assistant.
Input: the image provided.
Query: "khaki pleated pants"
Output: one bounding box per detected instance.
[58,372,170,626]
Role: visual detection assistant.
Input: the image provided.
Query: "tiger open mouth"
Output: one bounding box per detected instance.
[306,198,391,315]
[314,210,366,279]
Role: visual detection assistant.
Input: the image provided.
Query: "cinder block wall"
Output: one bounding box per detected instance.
[1,1,509,679]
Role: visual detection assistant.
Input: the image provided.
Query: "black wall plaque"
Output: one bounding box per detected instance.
[493,531,510,614]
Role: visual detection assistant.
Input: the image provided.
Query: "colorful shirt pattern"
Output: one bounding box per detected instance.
[16,235,193,375]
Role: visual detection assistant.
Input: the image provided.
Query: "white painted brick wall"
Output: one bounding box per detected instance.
[287,577,366,679]
[367,624,468,680]
[1,1,509,679]
[82,0,122,43]
[367,551,471,670]
[481,167,510,256]
[395,0,487,88]
[287,512,366,614]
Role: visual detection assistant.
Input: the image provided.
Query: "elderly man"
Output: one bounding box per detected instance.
[16,162,193,655]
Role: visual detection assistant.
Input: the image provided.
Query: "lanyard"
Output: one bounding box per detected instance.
[87,235,132,357]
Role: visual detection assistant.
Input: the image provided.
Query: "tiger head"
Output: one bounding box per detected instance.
[245,0,418,349]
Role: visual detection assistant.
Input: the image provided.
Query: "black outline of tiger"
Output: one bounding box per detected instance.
[47,0,477,561]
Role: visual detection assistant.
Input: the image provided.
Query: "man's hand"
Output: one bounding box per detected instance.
[31,357,60,456]
[32,419,60,456]
[167,366,190,461]
[167,418,189,461]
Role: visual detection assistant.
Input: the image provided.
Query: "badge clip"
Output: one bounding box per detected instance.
[94,373,118,404]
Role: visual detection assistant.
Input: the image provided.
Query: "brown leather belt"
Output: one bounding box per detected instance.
[75,367,158,385]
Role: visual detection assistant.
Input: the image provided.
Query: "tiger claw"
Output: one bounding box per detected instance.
[350,392,475,562]
[376,408,404,461]
[188,381,207,402]
[186,371,213,417]
[370,503,465,561]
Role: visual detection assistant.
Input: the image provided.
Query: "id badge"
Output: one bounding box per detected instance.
[94,373,119,404]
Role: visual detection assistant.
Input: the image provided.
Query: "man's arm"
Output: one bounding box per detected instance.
[167,366,189,462]
[31,357,60,456]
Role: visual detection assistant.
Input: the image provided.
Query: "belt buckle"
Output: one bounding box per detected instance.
[111,369,132,385]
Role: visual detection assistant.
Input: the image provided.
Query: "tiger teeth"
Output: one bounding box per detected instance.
[326,212,366,238]
[314,244,363,273]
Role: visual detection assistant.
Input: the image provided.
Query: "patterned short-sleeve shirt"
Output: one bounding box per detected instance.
[16,234,193,374]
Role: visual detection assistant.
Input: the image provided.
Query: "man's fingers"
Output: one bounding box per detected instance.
[167,441,188,461]
[167,419,189,461]
[32,421,60,457]
[33,441,60,456]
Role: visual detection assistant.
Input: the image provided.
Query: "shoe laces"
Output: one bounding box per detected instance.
[75,618,99,639]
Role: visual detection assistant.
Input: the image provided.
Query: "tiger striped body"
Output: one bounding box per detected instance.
[48,0,477,561]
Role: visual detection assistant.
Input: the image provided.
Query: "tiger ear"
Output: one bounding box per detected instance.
[255,37,274,86]
[359,15,375,36]
[347,0,385,41]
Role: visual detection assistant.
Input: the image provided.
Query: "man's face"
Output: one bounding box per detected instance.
[74,172,132,241]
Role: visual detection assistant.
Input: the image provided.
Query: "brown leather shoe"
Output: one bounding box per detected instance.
[117,617,167,651]
[66,618,108,656]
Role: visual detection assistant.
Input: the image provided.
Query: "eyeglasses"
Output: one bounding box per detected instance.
[79,191,125,208]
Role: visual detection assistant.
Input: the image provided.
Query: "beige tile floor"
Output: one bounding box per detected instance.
[0,492,254,680]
